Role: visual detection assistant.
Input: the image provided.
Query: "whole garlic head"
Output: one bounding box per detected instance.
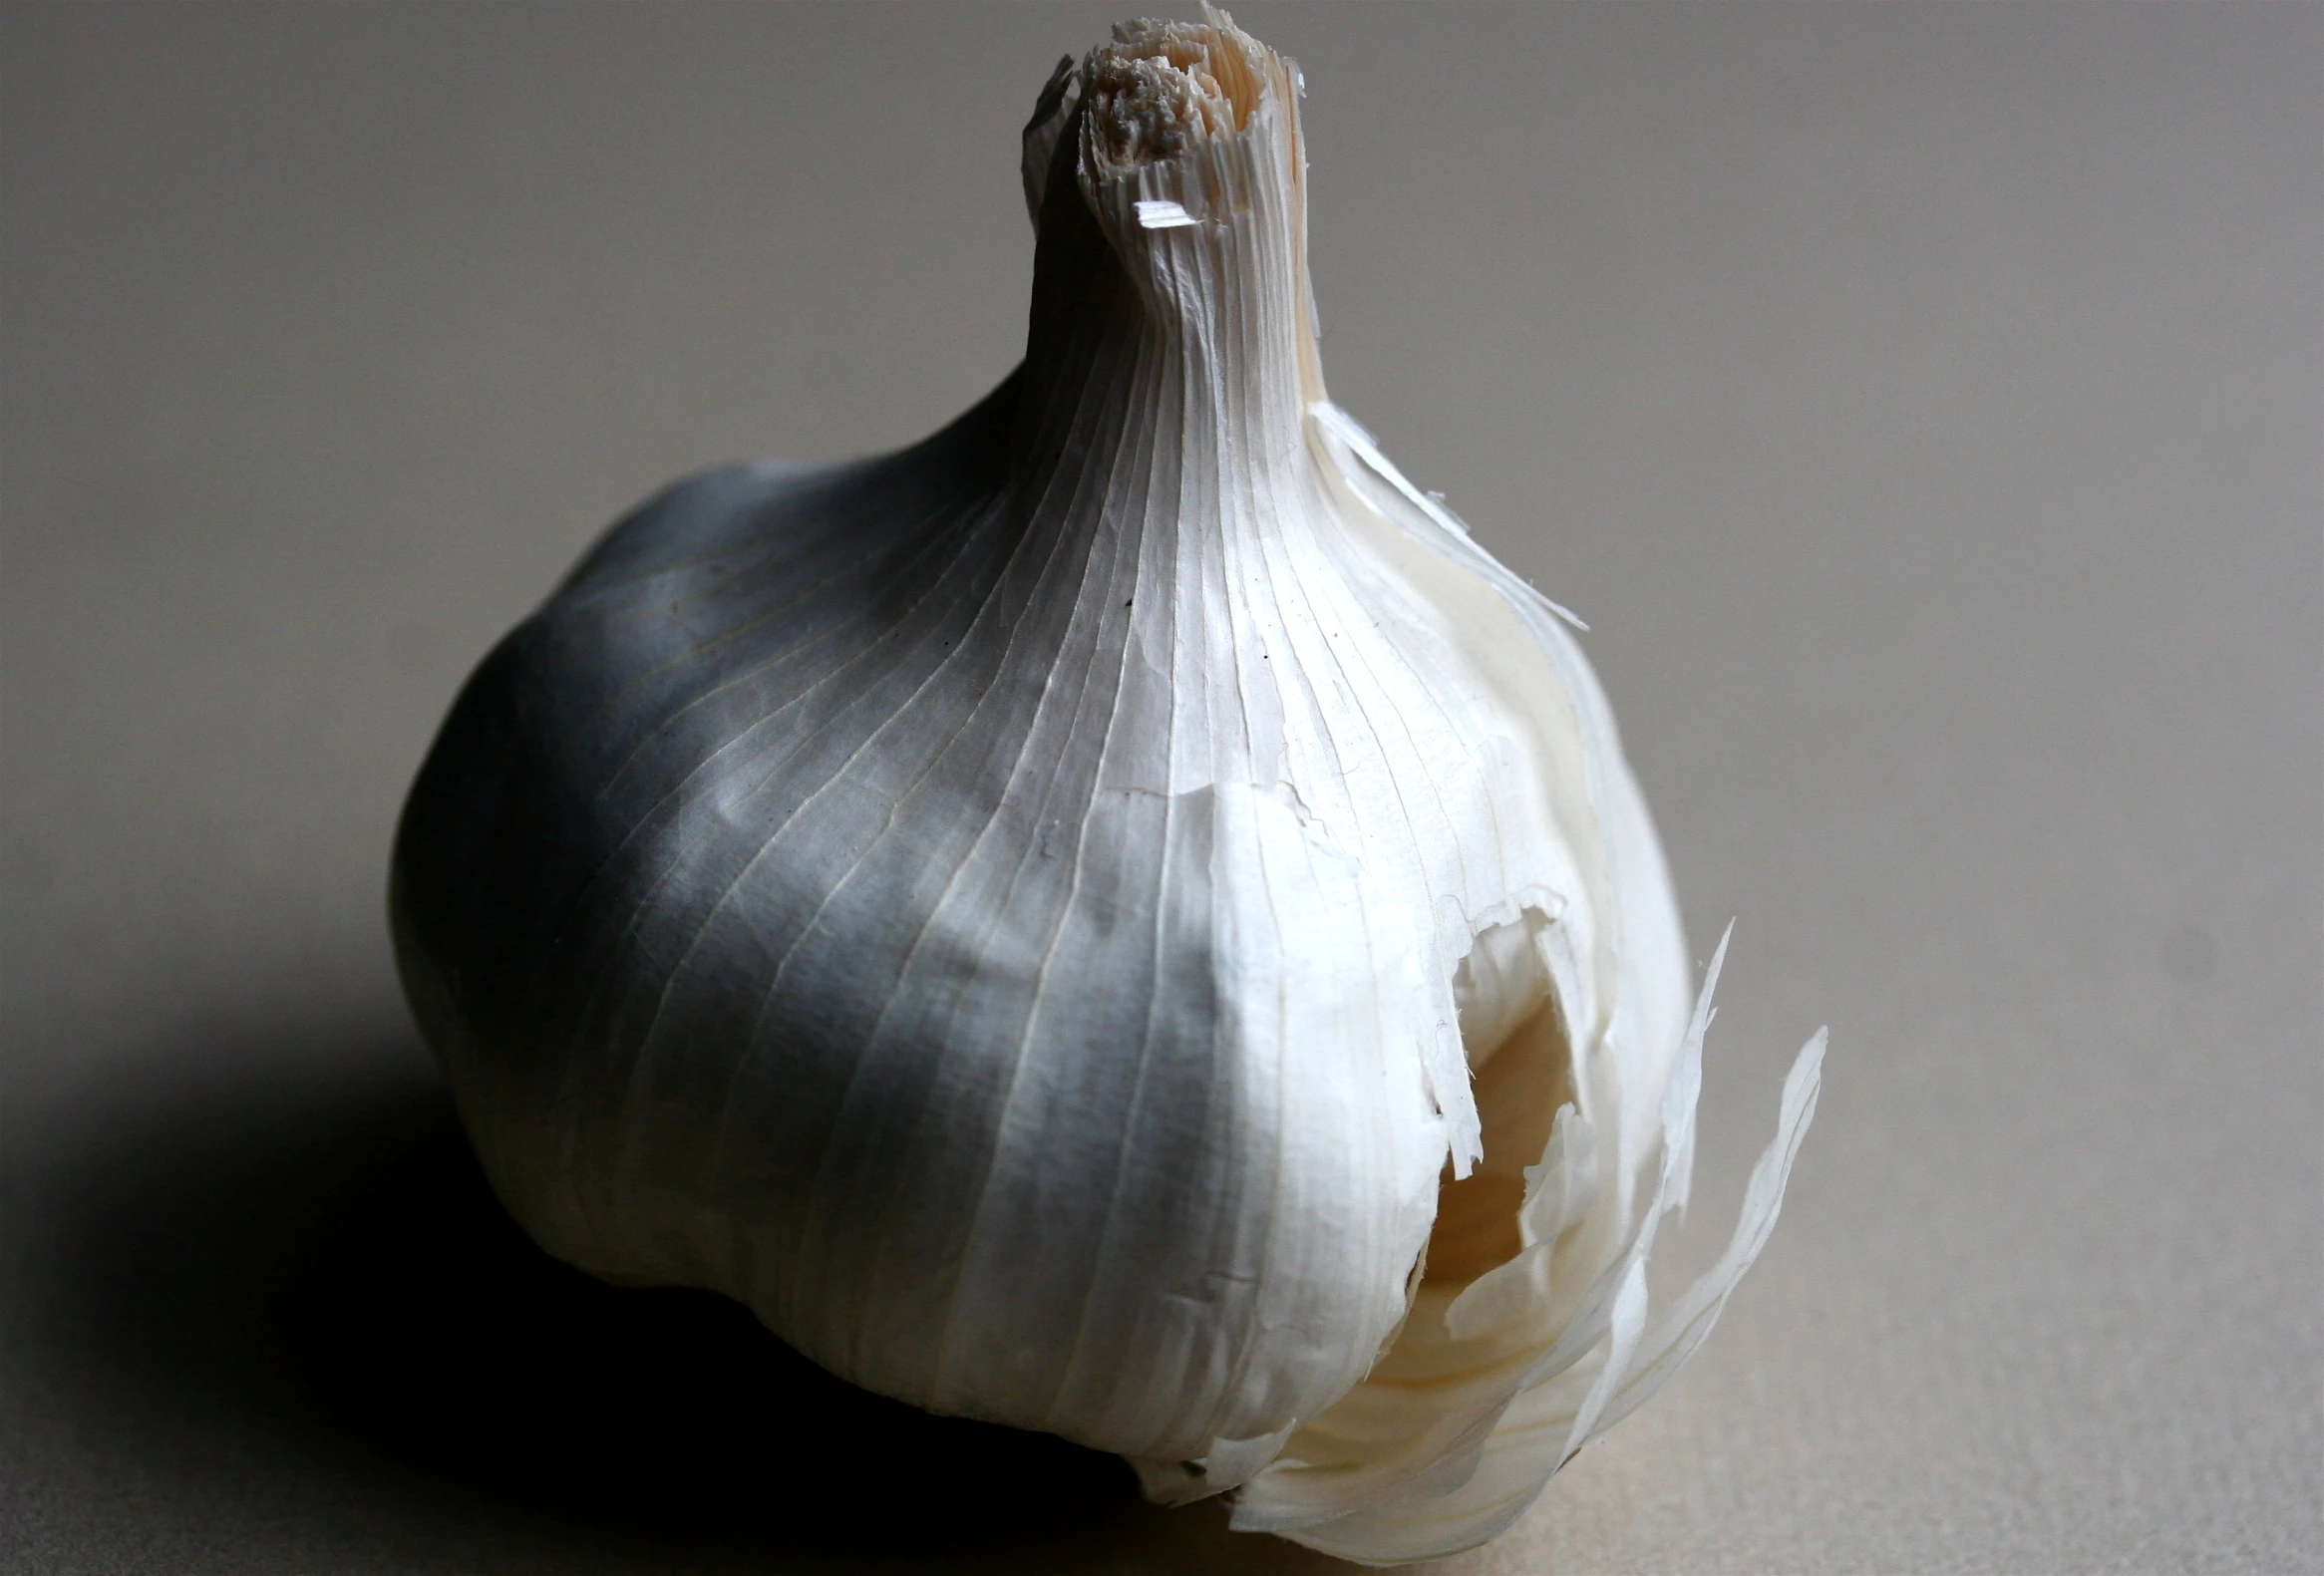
[391,12,1824,1565]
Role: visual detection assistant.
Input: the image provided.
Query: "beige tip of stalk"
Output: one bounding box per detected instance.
[1083,13,1269,173]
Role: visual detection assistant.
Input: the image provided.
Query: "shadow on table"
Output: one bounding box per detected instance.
[46,1011,1343,1573]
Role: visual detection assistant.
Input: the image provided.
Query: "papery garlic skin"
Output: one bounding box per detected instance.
[391,13,1823,1565]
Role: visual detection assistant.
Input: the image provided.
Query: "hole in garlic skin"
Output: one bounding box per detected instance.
[1424,919,1575,1285]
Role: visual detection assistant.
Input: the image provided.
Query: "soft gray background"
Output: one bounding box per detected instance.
[4,3,2316,1572]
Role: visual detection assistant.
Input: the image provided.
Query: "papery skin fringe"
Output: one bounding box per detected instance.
[390,10,1825,1565]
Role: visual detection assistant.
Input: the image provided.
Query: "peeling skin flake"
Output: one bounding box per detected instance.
[390,10,1823,1565]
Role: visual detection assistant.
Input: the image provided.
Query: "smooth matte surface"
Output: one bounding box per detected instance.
[4,4,2316,1571]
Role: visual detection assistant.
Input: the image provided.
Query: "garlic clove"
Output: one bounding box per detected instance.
[391,11,1823,1565]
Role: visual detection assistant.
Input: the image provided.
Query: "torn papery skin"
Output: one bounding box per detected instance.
[390,12,1825,1565]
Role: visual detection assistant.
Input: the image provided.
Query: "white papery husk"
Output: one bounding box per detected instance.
[390,12,1824,1565]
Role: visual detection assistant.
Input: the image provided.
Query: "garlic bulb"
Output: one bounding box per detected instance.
[391,12,1824,1565]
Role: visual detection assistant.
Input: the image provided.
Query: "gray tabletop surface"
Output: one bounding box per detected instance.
[5,4,2317,1572]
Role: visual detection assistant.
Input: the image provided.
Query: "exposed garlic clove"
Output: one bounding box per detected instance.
[391,11,1823,1564]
